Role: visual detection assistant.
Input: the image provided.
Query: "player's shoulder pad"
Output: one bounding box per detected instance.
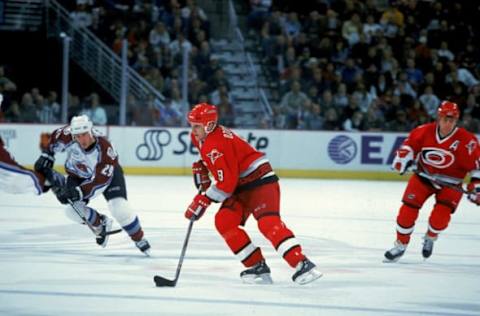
[97,137,118,160]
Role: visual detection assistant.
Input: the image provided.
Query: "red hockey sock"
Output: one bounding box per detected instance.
[257,216,305,268]
[427,204,452,238]
[215,209,264,267]
[396,204,420,245]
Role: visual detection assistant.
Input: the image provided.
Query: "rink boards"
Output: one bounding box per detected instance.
[0,123,408,180]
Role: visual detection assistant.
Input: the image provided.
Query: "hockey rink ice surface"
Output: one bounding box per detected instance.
[0,176,479,316]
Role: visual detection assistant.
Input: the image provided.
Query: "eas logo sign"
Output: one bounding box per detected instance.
[328,135,357,164]
[327,134,407,165]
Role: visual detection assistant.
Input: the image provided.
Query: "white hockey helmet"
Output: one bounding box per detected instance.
[70,115,93,135]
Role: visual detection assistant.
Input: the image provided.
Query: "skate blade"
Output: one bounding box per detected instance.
[294,269,322,285]
[142,249,151,257]
[383,257,401,263]
[241,273,273,285]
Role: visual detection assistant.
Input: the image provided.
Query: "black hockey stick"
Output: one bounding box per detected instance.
[68,199,122,236]
[154,216,196,287]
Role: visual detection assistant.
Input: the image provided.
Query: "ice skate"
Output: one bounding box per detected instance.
[240,260,273,284]
[422,235,436,259]
[292,258,322,285]
[384,240,407,262]
[135,238,151,256]
[95,215,113,248]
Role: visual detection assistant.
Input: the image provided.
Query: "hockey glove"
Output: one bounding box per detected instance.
[192,160,211,192]
[34,152,55,174]
[185,194,211,221]
[391,146,414,175]
[467,179,480,205]
[42,169,66,194]
[56,186,83,205]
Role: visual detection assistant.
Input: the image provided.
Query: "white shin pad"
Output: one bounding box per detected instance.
[64,202,90,224]
[108,197,136,227]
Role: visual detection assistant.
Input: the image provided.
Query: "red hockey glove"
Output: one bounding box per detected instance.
[192,160,211,192]
[185,194,211,221]
[391,146,414,175]
[467,179,480,205]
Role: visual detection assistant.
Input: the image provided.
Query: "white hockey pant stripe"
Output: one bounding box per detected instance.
[396,223,415,235]
[276,237,300,257]
[236,242,258,262]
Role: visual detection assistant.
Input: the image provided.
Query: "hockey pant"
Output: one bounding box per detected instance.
[64,165,144,241]
[395,174,462,244]
[214,182,306,268]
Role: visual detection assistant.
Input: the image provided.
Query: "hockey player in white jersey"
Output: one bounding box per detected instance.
[34,115,151,255]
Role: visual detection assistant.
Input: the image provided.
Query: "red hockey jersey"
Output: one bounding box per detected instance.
[191,125,278,202]
[403,122,480,183]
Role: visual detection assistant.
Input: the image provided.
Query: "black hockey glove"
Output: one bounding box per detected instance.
[34,152,55,174]
[56,186,83,204]
[42,169,66,194]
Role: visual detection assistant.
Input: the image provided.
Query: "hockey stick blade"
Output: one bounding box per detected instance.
[153,217,196,288]
[153,275,177,287]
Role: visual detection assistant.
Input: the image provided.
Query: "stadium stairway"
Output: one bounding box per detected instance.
[210,37,275,128]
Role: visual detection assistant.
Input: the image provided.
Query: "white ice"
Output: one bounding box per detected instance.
[0,176,479,316]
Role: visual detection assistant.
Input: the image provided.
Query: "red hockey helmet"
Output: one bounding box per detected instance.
[187,103,218,133]
[437,101,460,119]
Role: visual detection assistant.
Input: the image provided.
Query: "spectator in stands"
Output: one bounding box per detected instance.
[419,86,440,119]
[461,112,480,133]
[279,80,309,128]
[323,107,340,131]
[217,93,235,127]
[149,22,171,52]
[82,93,107,125]
[19,93,38,123]
[70,3,93,28]
[156,98,181,127]
[248,0,272,31]
[333,83,349,109]
[170,87,189,126]
[38,92,60,124]
[0,66,16,93]
[387,109,410,132]
[341,12,362,46]
[4,100,21,122]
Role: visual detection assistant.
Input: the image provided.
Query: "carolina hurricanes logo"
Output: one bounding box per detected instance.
[206,148,223,164]
[420,147,455,169]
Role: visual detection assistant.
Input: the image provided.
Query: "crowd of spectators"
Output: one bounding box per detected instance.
[248,0,480,132]
[1,0,235,127]
[62,0,235,126]
[2,0,480,134]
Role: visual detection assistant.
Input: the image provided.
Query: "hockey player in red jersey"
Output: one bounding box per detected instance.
[34,115,151,255]
[385,101,480,262]
[184,103,322,284]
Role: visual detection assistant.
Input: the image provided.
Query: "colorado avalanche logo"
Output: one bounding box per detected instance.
[75,163,90,173]
[420,147,455,169]
[206,148,223,164]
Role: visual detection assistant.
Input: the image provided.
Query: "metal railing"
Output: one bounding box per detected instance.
[45,0,165,124]
[227,0,273,120]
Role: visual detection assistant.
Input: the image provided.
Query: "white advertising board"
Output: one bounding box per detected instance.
[0,124,409,177]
